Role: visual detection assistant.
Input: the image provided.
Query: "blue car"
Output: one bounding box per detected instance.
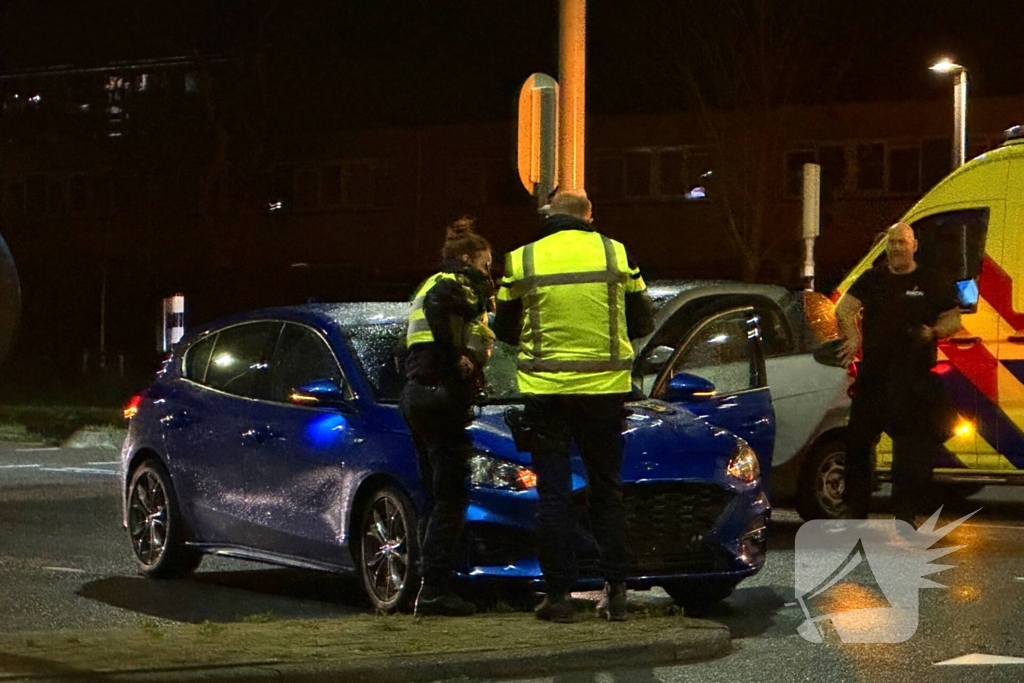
[120,302,770,613]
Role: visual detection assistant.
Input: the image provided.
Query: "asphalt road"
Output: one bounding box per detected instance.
[487,490,1024,683]
[3,442,1024,682]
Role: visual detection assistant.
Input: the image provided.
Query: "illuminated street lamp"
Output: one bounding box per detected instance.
[930,58,968,168]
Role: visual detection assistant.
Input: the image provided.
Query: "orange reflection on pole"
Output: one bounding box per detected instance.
[558,0,586,192]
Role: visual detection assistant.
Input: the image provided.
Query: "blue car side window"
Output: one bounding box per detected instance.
[671,314,755,394]
[268,323,346,403]
[204,322,281,399]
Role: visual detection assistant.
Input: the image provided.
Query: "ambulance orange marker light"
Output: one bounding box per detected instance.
[955,419,974,438]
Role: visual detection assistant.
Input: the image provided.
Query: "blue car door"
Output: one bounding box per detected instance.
[652,306,776,481]
[160,321,281,543]
[242,322,367,563]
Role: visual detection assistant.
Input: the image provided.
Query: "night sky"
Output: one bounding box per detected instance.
[0,1,1020,124]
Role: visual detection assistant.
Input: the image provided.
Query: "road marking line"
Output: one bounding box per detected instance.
[38,467,119,476]
[84,462,120,466]
[40,566,87,574]
[14,447,59,452]
[0,464,41,469]
[936,654,1024,665]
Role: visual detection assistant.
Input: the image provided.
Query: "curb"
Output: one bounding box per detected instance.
[0,626,731,682]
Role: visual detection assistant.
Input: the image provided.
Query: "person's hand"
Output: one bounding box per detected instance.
[838,337,860,367]
[456,356,475,379]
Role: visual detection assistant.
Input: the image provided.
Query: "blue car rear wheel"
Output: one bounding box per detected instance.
[127,460,201,579]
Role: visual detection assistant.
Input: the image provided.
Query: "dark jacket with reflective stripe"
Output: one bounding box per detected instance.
[493,214,655,394]
[405,262,491,398]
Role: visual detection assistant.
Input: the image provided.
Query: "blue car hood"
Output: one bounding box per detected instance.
[467,399,742,483]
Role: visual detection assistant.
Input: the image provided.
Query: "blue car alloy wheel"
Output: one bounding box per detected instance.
[359,486,420,612]
[126,460,201,579]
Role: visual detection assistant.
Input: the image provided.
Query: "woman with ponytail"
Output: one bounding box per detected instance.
[401,216,494,617]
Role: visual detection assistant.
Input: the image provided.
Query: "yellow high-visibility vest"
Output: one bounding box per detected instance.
[407,272,493,363]
[497,229,646,394]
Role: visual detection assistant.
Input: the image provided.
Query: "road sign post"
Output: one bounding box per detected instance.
[517,73,559,208]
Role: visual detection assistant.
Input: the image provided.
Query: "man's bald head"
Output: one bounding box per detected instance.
[546,189,593,222]
[887,222,914,241]
[885,221,918,273]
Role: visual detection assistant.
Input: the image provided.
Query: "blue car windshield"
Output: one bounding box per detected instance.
[345,321,523,403]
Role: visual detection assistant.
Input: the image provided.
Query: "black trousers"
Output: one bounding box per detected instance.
[844,377,942,523]
[399,380,473,587]
[524,393,631,595]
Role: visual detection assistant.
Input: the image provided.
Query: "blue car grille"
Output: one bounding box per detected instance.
[464,483,735,577]
[620,482,734,574]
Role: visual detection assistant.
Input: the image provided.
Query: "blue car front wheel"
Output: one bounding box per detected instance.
[358,486,420,612]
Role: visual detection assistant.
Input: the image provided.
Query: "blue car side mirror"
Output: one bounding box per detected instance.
[662,372,717,403]
[289,379,350,409]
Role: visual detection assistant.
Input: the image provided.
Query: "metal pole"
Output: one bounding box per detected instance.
[558,0,586,191]
[802,163,821,292]
[953,70,968,168]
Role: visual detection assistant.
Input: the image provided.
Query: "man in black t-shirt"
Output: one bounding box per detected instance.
[836,222,961,525]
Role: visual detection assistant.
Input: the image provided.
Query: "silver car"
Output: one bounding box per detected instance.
[634,281,850,519]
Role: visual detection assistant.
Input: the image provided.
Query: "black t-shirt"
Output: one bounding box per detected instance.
[848,264,958,380]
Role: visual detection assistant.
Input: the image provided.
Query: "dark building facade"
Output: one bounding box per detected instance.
[1,57,1022,399]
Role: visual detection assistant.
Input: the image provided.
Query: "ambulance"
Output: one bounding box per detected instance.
[834,125,1024,500]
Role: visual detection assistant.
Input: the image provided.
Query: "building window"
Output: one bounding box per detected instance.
[624,151,652,198]
[921,138,952,190]
[818,145,848,196]
[372,165,398,208]
[685,148,714,199]
[855,143,884,192]
[785,150,816,196]
[592,156,624,203]
[659,149,685,197]
[887,146,921,194]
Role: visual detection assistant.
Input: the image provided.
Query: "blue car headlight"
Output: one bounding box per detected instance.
[469,453,537,491]
[726,440,760,484]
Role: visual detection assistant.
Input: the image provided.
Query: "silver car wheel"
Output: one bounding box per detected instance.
[814,449,846,517]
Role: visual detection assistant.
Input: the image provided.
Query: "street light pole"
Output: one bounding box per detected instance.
[952,68,968,168]
[558,0,586,192]
[930,58,968,168]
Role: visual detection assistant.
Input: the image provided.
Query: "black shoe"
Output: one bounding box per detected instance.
[414,582,476,617]
[596,582,628,621]
[534,592,575,623]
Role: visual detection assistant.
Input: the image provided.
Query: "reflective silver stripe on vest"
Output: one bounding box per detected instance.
[518,358,633,373]
[518,270,627,289]
[408,318,432,335]
[523,243,543,360]
[602,235,621,362]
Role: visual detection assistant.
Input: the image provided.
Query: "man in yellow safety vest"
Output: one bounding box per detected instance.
[493,189,654,623]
